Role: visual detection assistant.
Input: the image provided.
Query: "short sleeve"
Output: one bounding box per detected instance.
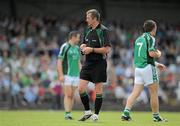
[147,35,156,52]
[81,28,88,44]
[58,43,67,60]
[82,30,86,44]
[103,30,111,47]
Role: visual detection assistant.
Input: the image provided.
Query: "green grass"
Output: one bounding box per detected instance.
[0,111,179,126]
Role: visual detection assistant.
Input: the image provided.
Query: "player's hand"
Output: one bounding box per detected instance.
[82,47,93,55]
[156,50,161,58]
[157,63,166,71]
[58,75,64,83]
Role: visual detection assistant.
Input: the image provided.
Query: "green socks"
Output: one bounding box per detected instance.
[123,107,131,117]
[65,112,71,117]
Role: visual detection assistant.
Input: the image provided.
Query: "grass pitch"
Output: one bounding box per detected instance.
[0,111,179,126]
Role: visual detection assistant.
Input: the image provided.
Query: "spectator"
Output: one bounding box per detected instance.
[10,74,21,108]
[49,78,62,110]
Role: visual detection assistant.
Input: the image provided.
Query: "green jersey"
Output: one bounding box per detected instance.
[134,32,157,68]
[58,42,80,76]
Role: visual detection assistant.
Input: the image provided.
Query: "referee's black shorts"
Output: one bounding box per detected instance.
[80,60,107,83]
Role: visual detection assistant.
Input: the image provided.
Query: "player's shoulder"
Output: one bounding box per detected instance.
[59,42,70,52]
[61,42,70,48]
[143,32,154,41]
[135,34,146,42]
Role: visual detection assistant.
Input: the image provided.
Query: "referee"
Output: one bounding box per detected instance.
[78,9,111,122]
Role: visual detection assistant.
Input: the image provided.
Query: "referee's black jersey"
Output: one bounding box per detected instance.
[82,24,110,62]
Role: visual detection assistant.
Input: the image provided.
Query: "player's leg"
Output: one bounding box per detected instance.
[148,83,168,122]
[145,64,167,122]
[64,85,74,120]
[70,86,76,110]
[78,79,92,121]
[122,67,144,121]
[70,77,79,111]
[148,83,159,114]
[63,76,75,120]
[91,82,103,121]
[121,84,144,121]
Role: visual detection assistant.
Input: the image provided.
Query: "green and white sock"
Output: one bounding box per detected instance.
[153,113,160,118]
[123,107,131,117]
[65,112,71,117]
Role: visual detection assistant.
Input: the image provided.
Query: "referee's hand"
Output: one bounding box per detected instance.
[80,44,87,50]
[80,44,87,55]
[82,47,93,55]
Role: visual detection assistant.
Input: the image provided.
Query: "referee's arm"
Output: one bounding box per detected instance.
[94,29,111,54]
[83,30,111,55]
[82,44,110,55]
[93,46,110,54]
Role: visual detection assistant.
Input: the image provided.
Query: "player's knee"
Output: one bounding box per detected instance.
[150,91,158,98]
[65,94,73,99]
[68,95,74,100]
[149,89,158,96]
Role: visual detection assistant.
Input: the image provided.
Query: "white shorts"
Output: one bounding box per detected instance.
[134,64,159,86]
[64,75,79,87]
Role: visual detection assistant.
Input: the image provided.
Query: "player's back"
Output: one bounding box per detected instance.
[134,33,155,68]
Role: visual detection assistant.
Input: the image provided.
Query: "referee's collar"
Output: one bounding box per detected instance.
[89,23,101,30]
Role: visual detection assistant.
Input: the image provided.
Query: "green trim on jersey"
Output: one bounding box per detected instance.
[96,28,104,47]
[151,65,159,83]
[58,43,70,75]
[134,33,157,68]
[58,42,80,76]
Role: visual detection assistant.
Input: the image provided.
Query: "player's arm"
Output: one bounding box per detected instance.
[57,45,66,83]
[147,35,161,58]
[57,59,64,83]
[155,61,166,71]
[78,60,82,70]
[149,49,161,58]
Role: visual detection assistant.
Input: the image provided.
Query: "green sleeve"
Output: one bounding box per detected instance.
[58,43,68,60]
[147,35,156,52]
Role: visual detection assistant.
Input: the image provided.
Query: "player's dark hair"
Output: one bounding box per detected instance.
[143,20,156,32]
[68,31,80,40]
[86,9,100,21]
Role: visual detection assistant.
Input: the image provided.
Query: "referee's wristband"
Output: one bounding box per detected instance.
[92,48,94,53]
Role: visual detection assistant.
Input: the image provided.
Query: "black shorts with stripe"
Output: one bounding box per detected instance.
[80,60,107,83]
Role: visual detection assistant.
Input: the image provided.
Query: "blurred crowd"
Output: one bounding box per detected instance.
[0,15,180,109]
